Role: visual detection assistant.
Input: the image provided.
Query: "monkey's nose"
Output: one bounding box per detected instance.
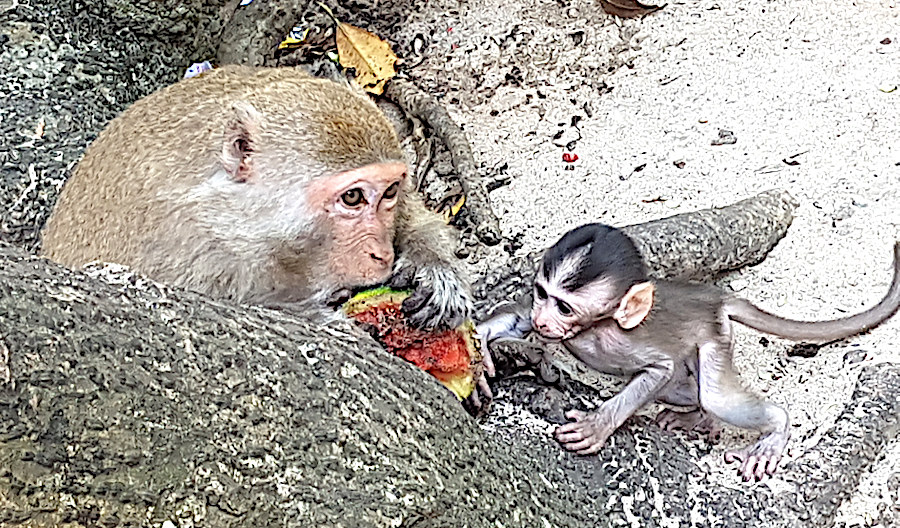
[369,247,394,267]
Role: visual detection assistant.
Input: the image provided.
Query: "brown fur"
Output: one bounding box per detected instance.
[42,66,470,327]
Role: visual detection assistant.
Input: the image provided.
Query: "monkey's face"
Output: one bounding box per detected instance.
[531,279,583,340]
[531,276,621,340]
[306,162,407,288]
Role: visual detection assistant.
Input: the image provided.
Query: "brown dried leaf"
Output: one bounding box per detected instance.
[336,22,397,95]
[599,0,664,18]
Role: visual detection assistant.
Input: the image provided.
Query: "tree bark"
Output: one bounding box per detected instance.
[0,244,602,526]
[1,244,898,527]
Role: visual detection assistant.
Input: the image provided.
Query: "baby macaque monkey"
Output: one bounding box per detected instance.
[42,66,470,330]
[477,224,900,480]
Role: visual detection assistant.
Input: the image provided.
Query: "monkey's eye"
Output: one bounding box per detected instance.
[557,300,573,316]
[535,284,547,300]
[341,188,366,207]
[383,182,400,200]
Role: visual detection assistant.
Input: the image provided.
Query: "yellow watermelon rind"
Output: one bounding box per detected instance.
[342,287,411,317]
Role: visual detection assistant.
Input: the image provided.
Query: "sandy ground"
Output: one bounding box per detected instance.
[394,0,899,522]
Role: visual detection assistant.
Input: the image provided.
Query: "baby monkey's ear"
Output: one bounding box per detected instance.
[613,282,655,329]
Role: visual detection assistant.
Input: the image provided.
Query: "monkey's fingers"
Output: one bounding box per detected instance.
[472,329,497,378]
[481,344,496,378]
[742,456,761,482]
[476,375,493,401]
[748,454,781,481]
[388,266,418,290]
[462,375,493,417]
[467,386,482,409]
[724,449,781,481]
[401,267,472,330]
[400,286,432,314]
[403,287,464,329]
[766,455,781,475]
[554,429,585,443]
[554,417,592,440]
[564,409,588,421]
[471,377,492,414]
[724,449,752,479]
[555,426,609,455]
[405,296,468,330]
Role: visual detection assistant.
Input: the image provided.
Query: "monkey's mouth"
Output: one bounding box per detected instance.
[534,327,580,342]
[533,330,566,342]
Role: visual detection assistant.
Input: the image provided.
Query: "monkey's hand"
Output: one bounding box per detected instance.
[463,366,494,417]
[390,264,472,331]
[475,311,530,366]
[554,408,619,456]
[458,315,522,416]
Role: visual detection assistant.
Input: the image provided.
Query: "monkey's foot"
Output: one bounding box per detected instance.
[724,431,788,481]
[656,408,722,442]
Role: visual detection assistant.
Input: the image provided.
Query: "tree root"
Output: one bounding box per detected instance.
[385,78,502,246]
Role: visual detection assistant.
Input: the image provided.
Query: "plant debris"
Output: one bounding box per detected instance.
[599,0,665,18]
[318,4,397,95]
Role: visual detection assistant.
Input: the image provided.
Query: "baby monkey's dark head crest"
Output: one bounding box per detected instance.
[542,223,648,293]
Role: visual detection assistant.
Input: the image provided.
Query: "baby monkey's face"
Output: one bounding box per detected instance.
[530,275,621,341]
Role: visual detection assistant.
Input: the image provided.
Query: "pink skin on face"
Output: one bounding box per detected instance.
[531,305,581,340]
[305,162,408,286]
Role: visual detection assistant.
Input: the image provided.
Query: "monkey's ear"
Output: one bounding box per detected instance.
[222,101,261,183]
[614,282,655,329]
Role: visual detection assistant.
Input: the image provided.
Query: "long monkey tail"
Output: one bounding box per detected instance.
[725,242,900,344]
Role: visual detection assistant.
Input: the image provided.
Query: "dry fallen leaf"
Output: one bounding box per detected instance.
[442,195,466,223]
[336,22,398,95]
[599,0,664,18]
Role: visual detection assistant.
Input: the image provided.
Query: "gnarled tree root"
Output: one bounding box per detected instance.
[385,78,502,246]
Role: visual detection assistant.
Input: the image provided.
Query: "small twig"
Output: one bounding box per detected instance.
[316,2,340,24]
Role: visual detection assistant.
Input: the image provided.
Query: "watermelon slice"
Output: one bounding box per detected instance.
[342,287,482,400]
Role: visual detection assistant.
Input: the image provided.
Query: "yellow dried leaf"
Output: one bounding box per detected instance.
[449,195,466,217]
[336,22,397,95]
[277,26,309,50]
[442,195,466,223]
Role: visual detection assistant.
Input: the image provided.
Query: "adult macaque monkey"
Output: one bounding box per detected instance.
[42,66,470,330]
[477,224,900,480]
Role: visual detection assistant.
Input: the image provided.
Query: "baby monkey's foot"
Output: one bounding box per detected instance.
[656,408,722,442]
[724,431,788,481]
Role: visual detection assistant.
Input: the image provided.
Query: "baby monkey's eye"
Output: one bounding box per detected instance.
[341,188,365,207]
[557,300,573,316]
[535,284,547,300]
[383,182,400,200]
